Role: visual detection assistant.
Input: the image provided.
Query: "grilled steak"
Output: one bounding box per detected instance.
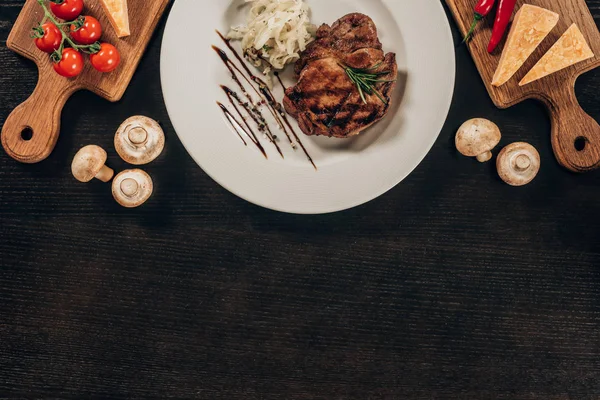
[283,13,397,138]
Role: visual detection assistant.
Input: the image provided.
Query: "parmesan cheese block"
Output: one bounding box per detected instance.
[520,24,594,86]
[491,5,559,87]
[99,0,130,38]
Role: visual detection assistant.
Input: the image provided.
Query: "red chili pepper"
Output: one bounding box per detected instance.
[463,0,496,43]
[487,0,518,53]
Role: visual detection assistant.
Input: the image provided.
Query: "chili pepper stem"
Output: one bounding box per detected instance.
[465,0,497,43]
[463,14,483,43]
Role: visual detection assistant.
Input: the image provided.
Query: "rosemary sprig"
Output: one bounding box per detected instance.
[341,62,396,105]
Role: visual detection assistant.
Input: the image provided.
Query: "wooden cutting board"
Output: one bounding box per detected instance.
[445,0,600,172]
[1,0,170,163]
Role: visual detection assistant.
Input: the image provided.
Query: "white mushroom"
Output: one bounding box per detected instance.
[114,116,165,165]
[497,142,540,186]
[456,118,502,162]
[72,145,114,183]
[112,169,153,208]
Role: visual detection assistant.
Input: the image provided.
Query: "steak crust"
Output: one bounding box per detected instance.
[284,13,398,138]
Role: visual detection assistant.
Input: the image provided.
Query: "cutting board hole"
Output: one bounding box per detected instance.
[574,137,587,152]
[21,127,33,141]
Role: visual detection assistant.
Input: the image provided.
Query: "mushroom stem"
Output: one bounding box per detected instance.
[515,154,531,170]
[476,151,493,163]
[497,142,540,186]
[95,165,115,182]
[455,118,502,163]
[128,127,148,145]
[112,169,153,208]
[72,145,113,183]
[120,178,140,197]
[115,116,165,165]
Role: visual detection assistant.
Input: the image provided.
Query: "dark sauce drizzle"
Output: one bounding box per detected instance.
[217,103,246,145]
[215,30,316,170]
[213,46,282,157]
[217,102,267,159]
[222,85,283,158]
[212,46,255,104]
[257,82,316,170]
[215,32,285,131]
[216,30,255,78]
[274,72,286,91]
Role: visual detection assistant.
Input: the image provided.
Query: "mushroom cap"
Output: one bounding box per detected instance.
[72,145,108,182]
[456,118,502,158]
[497,142,540,186]
[115,116,165,165]
[112,169,153,208]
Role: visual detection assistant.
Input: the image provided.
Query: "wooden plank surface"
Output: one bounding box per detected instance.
[1,0,600,398]
[8,0,170,101]
[445,0,600,108]
[1,0,170,164]
[446,0,600,173]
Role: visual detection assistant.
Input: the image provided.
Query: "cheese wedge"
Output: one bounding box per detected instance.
[520,24,594,86]
[491,5,559,87]
[99,0,130,38]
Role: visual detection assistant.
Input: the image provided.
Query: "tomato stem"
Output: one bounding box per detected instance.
[51,39,64,63]
[70,16,85,31]
[31,25,45,39]
[36,0,100,61]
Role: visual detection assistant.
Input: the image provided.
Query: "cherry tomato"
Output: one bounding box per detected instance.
[70,16,102,45]
[53,48,84,78]
[90,43,120,73]
[50,0,84,21]
[34,23,62,53]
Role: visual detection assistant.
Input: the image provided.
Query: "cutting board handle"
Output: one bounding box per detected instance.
[546,81,600,173]
[1,70,75,164]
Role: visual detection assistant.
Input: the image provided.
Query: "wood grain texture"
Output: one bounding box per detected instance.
[1,0,170,164]
[446,0,600,173]
[1,0,600,398]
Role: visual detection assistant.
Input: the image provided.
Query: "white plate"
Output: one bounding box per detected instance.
[161,0,455,214]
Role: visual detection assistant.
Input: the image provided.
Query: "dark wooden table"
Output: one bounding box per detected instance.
[1,1,600,398]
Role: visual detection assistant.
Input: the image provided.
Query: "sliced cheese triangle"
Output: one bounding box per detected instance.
[520,24,594,86]
[99,0,130,38]
[492,5,559,87]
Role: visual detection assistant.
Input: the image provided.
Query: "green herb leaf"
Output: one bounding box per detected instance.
[341,63,396,105]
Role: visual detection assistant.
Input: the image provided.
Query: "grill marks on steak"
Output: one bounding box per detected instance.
[284,13,398,138]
